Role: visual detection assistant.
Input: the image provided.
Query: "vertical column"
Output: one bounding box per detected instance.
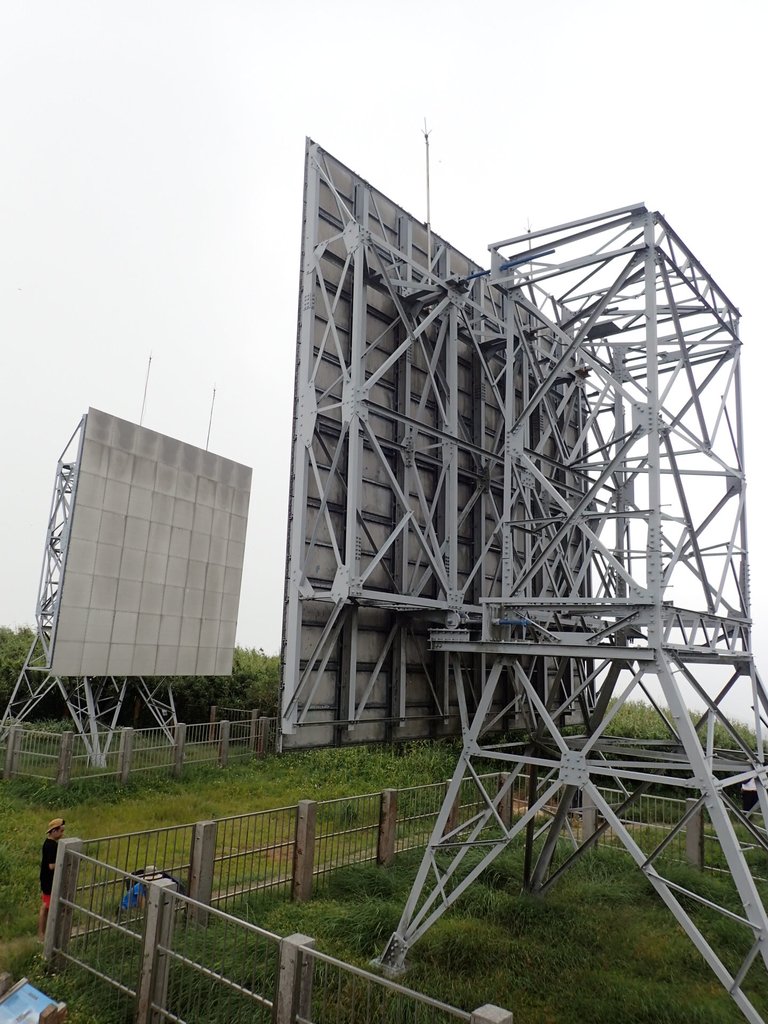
[3,725,19,779]
[273,933,316,1024]
[188,820,217,924]
[118,728,134,786]
[218,720,230,767]
[644,213,663,645]
[249,709,259,751]
[173,723,186,779]
[377,789,398,866]
[292,800,317,902]
[56,732,74,787]
[581,791,598,842]
[470,1005,514,1024]
[135,877,176,1024]
[497,773,512,829]
[685,798,704,869]
[44,837,84,964]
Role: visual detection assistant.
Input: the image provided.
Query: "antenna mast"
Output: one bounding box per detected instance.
[205,385,217,451]
[423,119,432,269]
[139,353,152,426]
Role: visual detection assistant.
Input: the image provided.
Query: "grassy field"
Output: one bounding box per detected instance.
[1,704,764,1023]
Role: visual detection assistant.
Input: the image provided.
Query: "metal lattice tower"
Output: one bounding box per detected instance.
[283,144,768,1022]
[1,417,176,765]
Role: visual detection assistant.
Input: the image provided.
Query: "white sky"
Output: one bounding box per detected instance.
[1,1,765,717]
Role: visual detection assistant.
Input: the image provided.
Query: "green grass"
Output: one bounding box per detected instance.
[240,849,768,1024]
[3,721,768,1024]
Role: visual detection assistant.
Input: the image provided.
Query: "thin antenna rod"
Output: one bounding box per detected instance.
[205,385,217,451]
[423,119,432,270]
[140,353,152,426]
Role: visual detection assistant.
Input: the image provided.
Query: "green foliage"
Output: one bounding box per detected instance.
[0,625,280,725]
[0,625,34,709]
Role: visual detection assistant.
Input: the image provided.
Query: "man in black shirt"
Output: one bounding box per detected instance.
[38,818,65,941]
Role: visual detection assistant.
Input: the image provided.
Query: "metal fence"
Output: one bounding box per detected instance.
[0,714,278,787]
[45,844,495,1024]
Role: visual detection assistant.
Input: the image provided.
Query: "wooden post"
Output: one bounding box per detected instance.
[273,933,315,1024]
[257,717,268,756]
[685,798,704,869]
[56,732,74,788]
[497,773,512,829]
[218,720,230,767]
[292,801,316,902]
[172,723,186,779]
[208,705,217,741]
[118,728,134,786]
[188,820,217,925]
[248,709,259,751]
[444,781,460,837]
[135,878,176,1024]
[377,789,398,866]
[44,837,84,965]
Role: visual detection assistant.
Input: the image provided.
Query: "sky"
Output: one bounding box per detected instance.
[0,0,766,716]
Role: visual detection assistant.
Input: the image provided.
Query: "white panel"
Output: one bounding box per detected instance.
[91,576,118,610]
[144,552,169,585]
[66,538,97,576]
[128,486,154,520]
[215,648,233,674]
[155,645,179,674]
[120,547,146,582]
[116,579,142,612]
[99,512,126,547]
[147,522,172,554]
[86,608,114,642]
[50,409,251,677]
[137,612,161,645]
[51,641,83,676]
[112,611,138,644]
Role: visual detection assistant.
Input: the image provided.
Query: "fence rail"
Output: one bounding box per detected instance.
[0,714,278,787]
[44,845,501,1024]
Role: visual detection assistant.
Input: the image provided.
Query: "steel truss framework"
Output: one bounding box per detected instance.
[284,145,768,1021]
[1,418,176,765]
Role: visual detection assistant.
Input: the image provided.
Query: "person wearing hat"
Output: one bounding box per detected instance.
[38,818,65,941]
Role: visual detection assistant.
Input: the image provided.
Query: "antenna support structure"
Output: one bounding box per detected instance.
[284,143,768,1020]
[372,207,768,1021]
[1,418,176,767]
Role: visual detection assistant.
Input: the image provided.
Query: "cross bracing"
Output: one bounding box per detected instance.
[1,416,177,765]
[284,143,768,1020]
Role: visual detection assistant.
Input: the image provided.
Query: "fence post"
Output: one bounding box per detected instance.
[257,716,268,756]
[3,725,19,779]
[470,1005,514,1024]
[292,800,316,902]
[273,932,316,1024]
[44,837,84,965]
[56,732,74,787]
[444,781,460,837]
[249,708,260,751]
[377,789,398,866]
[135,877,176,1024]
[188,820,218,924]
[118,728,134,785]
[173,723,186,779]
[685,798,704,869]
[218,720,230,767]
[497,773,512,829]
[581,790,598,842]
[208,705,217,741]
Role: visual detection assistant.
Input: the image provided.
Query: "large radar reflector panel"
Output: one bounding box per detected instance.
[280,141,588,748]
[50,409,252,678]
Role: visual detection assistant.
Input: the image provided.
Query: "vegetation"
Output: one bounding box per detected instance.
[0,625,280,723]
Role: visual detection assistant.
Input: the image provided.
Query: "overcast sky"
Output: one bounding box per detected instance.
[1,1,765,714]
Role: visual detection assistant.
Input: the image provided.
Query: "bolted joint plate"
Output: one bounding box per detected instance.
[374,933,409,977]
[559,750,590,787]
